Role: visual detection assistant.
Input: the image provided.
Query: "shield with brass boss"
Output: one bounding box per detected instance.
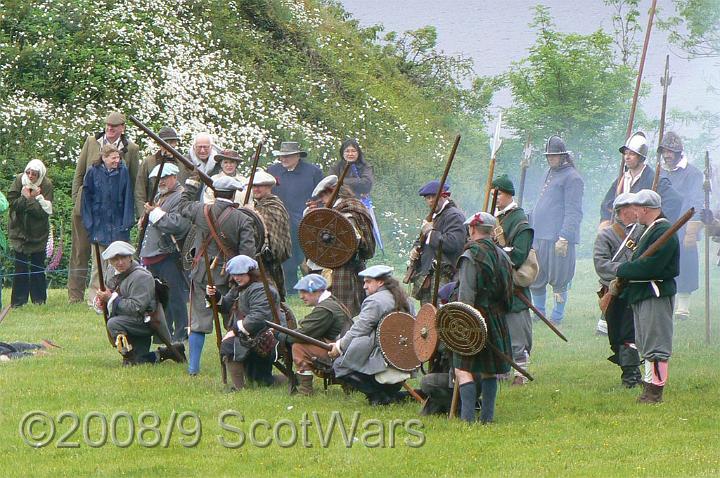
[436,302,487,356]
[377,312,421,372]
[413,303,438,362]
[298,208,358,268]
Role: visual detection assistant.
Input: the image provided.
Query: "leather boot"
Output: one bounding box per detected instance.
[225,360,246,391]
[158,343,187,363]
[636,381,650,402]
[638,383,664,404]
[619,346,642,388]
[296,373,314,396]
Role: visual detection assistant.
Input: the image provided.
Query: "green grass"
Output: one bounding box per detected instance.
[1,259,719,477]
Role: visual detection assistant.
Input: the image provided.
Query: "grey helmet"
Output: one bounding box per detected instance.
[158,126,180,142]
[619,131,648,159]
[544,135,568,155]
[659,131,683,153]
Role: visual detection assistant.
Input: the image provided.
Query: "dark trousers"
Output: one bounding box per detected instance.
[147,254,189,341]
[11,250,47,307]
[282,226,304,295]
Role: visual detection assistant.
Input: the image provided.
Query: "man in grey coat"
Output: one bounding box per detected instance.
[529,136,584,326]
[139,163,191,342]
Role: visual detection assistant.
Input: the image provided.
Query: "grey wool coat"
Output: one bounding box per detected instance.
[140,184,191,258]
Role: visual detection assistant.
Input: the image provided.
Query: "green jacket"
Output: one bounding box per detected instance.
[7,174,53,253]
[290,294,351,344]
[496,206,534,313]
[616,218,679,304]
[72,132,140,217]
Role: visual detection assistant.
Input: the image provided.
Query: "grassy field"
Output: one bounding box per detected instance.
[1,258,719,477]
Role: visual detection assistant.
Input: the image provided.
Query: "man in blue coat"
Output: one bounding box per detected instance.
[529,136,584,326]
[267,142,323,293]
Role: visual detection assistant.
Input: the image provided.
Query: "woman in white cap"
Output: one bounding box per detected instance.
[206,254,284,390]
[327,265,413,405]
[7,159,53,307]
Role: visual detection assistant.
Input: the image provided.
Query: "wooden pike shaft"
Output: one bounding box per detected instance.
[652,54,672,191]
[203,249,227,384]
[94,243,115,347]
[515,291,568,342]
[243,141,264,206]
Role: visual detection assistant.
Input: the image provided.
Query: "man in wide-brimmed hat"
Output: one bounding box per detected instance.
[203,149,248,205]
[267,141,323,293]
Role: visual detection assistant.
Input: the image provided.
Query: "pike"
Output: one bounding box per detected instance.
[94,243,116,347]
[136,156,166,252]
[482,113,503,211]
[0,304,11,327]
[517,134,533,208]
[514,290,568,342]
[404,134,462,284]
[652,55,672,191]
[128,115,215,190]
[243,141,264,206]
[203,249,227,384]
[703,152,712,343]
[616,0,658,193]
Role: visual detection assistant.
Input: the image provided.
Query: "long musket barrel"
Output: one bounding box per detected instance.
[514,290,568,342]
[518,134,532,208]
[328,160,353,206]
[136,157,167,251]
[652,55,672,191]
[704,152,712,343]
[128,115,215,189]
[403,134,461,284]
[94,243,116,347]
[616,0,658,189]
[243,141,264,206]
[203,249,227,384]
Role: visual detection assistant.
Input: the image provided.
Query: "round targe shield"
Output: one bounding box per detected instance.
[436,302,487,356]
[377,312,421,372]
[238,206,266,255]
[413,303,438,362]
[298,208,358,268]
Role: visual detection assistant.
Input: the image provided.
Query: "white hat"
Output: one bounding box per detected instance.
[101,241,135,260]
[250,169,277,187]
[358,265,394,279]
[213,176,244,192]
[312,175,338,198]
[225,255,258,275]
[149,163,180,179]
[463,211,496,228]
[630,189,661,208]
[293,274,328,292]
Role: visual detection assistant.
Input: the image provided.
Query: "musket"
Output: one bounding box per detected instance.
[243,141,264,206]
[517,134,533,208]
[136,156,167,252]
[616,0,658,192]
[0,304,11,326]
[704,151,712,343]
[328,160,353,206]
[431,239,443,308]
[128,115,215,190]
[94,243,116,347]
[652,55,672,191]
[483,114,503,211]
[203,249,227,384]
[403,134,462,284]
[488,188,499,214]
[514,290,568,342]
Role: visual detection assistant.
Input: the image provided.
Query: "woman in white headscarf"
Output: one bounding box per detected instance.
[6,159,53,307]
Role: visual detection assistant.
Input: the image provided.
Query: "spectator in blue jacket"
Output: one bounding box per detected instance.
[81,144,134,301]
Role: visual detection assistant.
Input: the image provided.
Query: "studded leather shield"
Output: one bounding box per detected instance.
[298,208,358,268]
[377,312,421,372]
[413,303,438,362]
[436,302,487,356]
[238,206,266,255]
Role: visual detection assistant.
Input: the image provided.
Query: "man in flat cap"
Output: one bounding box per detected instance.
[277,273,351,395]
[135,126,191,214]
[659,132,704,320]
[328,265,415,405]
[267,142,323,292]
[529,135,584,327]
[178,173,256,376]
[491,175,535,385]
[139,163,192,342]
[453,212,513,424]
[613,190,679,403]
[408,179,466,305]
[593,192,643,388]
[306,175,376,316]
[98,241,185,365]
[69,111,140,304]
[251,169,292,301]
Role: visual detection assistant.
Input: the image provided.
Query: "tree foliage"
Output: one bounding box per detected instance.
[660,0,720,59]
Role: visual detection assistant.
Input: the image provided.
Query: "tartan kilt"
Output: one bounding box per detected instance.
[452,309,511,375]
[331,259,366,317]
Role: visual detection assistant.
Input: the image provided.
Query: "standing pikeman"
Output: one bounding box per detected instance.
[454,212,513,424]
[178,173,256,376]
[613,190,680,403]
[529,136,584,326]
[251,169,292,301]
[659,132,704,320]
[491,175,535,385]
[409,180,466,304]
[139,164,192,342]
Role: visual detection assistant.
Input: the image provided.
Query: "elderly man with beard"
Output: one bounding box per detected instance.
[139,164,192,342]
[69,112,139,304]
